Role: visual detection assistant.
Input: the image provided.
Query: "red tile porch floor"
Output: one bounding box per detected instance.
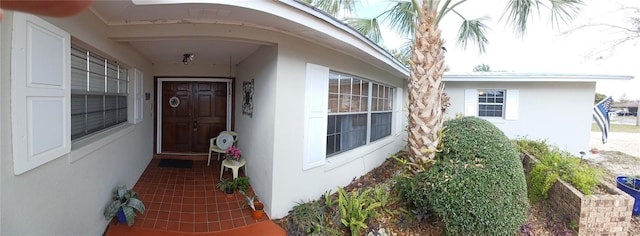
[105,158,284,235]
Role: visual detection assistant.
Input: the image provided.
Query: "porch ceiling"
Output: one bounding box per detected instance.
[89,1,277,66]
[85,1,408,77]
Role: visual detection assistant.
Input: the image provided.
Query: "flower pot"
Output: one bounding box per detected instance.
[230,159,240,165]
[616,176,640,216]
[116,208,127,224]
[225,188,234,199]
[251,202,264,219]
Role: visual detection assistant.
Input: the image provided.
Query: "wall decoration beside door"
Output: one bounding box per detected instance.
[243,79,254,117]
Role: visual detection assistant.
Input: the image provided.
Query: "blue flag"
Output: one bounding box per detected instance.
[592,96,612,144]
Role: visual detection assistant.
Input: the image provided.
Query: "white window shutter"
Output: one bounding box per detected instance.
[133,69,144,124]
[11,13,71,175]
[303,63,329,170]
[505,90,519,120]
[464,89,478,116]
[394,88,404,134]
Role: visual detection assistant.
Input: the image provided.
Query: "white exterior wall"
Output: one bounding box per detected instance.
[269,34,408,219]
[235,45,279,218]
[0,4,410,233]
[0,11,154,235]
[445,81,596,155]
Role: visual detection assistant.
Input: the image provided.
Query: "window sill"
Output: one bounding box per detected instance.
[480,117,506,124]
[69,124,135,163]
[324,136,395,172]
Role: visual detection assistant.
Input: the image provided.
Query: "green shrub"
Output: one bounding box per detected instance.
[526,147,602,202]
[395,175,432,220]
[424,116,529,235]
[512,138,549,157]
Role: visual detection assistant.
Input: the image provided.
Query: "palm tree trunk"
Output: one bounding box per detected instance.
[407,5,449,163]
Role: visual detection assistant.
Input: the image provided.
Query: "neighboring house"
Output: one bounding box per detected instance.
[443,73,634,155]
[0,1,408,235]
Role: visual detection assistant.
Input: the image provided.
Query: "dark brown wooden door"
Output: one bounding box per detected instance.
[162,81,227,153]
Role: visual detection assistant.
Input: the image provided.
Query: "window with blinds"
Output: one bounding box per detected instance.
[326,71,394,156]
[71,44,128,141]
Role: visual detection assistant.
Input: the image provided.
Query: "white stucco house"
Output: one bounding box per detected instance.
[443,73,633,155]
[0,1,409,235]
[1,1,633,235]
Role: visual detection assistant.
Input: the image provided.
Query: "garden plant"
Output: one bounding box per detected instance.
[398,116,529,235]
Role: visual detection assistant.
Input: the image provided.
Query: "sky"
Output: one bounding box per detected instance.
[355,0,640,101]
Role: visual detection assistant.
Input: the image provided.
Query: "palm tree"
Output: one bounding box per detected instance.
[305,0,583,165]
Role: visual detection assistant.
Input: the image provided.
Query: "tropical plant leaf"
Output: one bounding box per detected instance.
[116,185,127,200]
[381,0,421,39]
[127,197,146,214]
[122,206,137,226]
[502,0,539,35]
[104,200,123,220]
[345,17,383,43]
[457,16,490,53]
[548,0,583,29]
[307,0,356,17]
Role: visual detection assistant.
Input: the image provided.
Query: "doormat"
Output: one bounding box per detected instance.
[158,159,193,168]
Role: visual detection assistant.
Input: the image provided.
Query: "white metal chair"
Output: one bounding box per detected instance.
[207,131,238,166]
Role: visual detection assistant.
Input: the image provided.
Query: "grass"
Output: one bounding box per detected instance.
[592,123,640,133]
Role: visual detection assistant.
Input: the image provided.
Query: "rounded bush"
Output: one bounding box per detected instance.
[425,116,529,235]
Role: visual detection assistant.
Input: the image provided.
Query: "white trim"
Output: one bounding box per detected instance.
[155,78,232,153]
[444,73,633,82]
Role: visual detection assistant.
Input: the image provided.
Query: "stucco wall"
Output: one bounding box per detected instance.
[0,11,154,235]
[235,45,278,218]
[445,81,596,155]
[269,34,408,219]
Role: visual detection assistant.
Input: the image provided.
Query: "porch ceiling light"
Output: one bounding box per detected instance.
[182,53,195,65]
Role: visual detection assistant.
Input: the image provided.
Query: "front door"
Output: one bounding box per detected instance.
[161,81,228,153]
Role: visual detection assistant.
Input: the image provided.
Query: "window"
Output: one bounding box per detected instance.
[326,71,393,156]
[71,44,128,140]
[478,90,505,117]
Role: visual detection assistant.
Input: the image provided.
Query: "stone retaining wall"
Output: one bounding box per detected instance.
[521,154,634,235]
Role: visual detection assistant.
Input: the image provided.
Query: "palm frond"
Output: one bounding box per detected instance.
[457,16,490,53]
[502,0,583,35]
[548,0,583,29]
[308,0,357,17]
[502,0,540,35]
[436,0,468,24]
[346,17,383,43]
[381,0,422,39]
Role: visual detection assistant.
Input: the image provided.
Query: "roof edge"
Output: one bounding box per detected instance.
[443,72,634,82]
[281,0,409,76]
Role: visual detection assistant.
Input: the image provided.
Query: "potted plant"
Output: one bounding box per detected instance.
[225,145,242,164]
[616,175,640,215]
[234,176,250,195]
[244,194,264,219]
[104,185,145,226]
[217,179,235,199]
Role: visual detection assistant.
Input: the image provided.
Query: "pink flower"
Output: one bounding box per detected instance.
[225,146,242,161]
